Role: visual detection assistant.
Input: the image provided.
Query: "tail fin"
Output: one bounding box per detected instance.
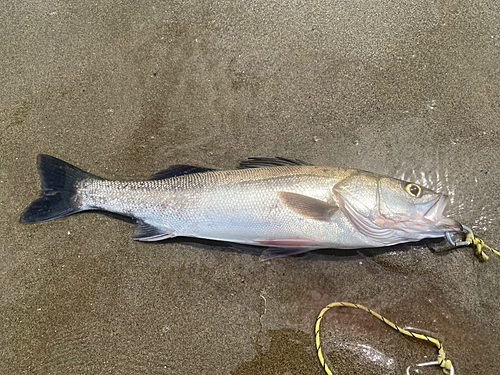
[20,154,99,224]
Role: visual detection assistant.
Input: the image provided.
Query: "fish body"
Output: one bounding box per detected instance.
[21,155,461,259]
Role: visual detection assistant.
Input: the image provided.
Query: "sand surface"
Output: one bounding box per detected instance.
[2,1,500,374]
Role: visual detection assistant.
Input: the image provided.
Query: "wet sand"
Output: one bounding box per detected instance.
[1,1,500,374]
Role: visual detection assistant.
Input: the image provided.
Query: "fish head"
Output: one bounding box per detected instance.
[377,177,461,232]
[334,172,461,244]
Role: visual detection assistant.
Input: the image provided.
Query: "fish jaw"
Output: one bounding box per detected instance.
[416,194,447,221]
[416,194,462,233]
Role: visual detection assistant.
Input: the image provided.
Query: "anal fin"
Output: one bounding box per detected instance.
[132,221,176,241]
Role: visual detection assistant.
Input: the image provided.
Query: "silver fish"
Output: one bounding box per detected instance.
[20,155,461,260]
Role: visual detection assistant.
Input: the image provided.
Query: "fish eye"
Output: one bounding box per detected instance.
[405,183,422,198]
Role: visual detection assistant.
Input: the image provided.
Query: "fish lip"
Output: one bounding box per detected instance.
[420,194,447,220]
[418,194,462,232]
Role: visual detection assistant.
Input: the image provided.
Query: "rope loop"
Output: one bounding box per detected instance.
[315,302,454,375]
[462,225,500,261]
[446,224,499,261]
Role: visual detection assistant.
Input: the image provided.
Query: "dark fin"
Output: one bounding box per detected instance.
[131,221,176,241]
[20,154,98,224]
[238,157,313,169]
[151,165,215,180]
[260,247,315,261]
[279,192,338,222]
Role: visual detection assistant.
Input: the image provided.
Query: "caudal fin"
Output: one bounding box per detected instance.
[20,154,98,224]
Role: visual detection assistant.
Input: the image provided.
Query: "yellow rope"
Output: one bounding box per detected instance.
[465,232,500,261]
[315,302,454,375]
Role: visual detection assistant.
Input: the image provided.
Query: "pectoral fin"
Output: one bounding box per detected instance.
[279,192,338,222]
[132,221,176,241]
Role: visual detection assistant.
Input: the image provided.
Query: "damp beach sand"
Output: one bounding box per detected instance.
[2,1,500,374]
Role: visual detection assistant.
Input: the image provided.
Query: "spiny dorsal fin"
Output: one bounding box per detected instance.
[151,165,215,180]
[238,157,313,169]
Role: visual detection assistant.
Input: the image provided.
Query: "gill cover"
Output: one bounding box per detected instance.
[334,173,457,244]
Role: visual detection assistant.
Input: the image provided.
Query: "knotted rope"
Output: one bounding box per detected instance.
[315,302,454,375]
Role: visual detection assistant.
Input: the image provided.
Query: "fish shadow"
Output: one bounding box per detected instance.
[94,211,455,260]
[151,235,453,261]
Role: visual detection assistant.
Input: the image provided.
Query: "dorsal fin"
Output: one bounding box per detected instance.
[151,165,215,180]
[238,157,313,169]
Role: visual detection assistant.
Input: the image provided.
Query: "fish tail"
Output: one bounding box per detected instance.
[20,154,99,224]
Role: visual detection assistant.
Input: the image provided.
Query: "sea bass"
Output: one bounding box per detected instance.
[20,155,461,260]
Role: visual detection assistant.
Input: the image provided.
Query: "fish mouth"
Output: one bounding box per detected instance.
[416,194,462,232]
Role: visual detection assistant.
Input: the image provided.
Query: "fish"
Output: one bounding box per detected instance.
[20,155,462,260]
